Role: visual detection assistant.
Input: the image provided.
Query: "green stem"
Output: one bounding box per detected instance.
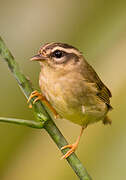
[0,37,92,180]
[0,117,43,129]
[0,36,49,124]
[45,120,92,180]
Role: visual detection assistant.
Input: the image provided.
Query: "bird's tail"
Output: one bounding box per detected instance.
[103,116,112,125]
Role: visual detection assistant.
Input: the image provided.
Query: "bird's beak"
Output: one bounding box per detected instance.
[30,54,48,61]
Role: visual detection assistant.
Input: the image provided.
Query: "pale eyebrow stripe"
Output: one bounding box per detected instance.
[42,42,55,51]
[38,42,55,55]
[51,46,81,56]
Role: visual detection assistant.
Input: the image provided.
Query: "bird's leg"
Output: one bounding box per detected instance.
[61,126,85,159]
[27,90,59,118]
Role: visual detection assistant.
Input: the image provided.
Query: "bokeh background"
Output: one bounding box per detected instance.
[0,0,126,179]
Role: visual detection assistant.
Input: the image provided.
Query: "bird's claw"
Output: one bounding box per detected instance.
[27,90,59,119]
[61,143,78,159]
[27,90,42,104]
[27,90,42,108]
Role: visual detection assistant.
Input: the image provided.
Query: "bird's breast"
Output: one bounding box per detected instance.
[39,69,107,126]
[39,70,84,112]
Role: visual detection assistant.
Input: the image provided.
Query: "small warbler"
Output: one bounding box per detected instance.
[28,43,112,159]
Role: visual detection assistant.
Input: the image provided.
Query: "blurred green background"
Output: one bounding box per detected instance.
[0,0,126,179]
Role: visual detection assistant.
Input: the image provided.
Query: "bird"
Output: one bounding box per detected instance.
[28,42,112,159]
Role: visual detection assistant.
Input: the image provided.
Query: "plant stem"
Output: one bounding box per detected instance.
[0,37,92,180]
[0,117,43,129]
[0,37,49,124]
[45,120,92,180]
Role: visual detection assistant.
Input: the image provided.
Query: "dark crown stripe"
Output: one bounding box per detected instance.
[44,43,78,51]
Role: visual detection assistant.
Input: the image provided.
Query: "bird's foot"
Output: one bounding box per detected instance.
[27,90,59,119]
[27,90,43,105]
[61,142,78,159]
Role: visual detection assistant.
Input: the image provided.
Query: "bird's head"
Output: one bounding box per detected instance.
[30,42,83,71]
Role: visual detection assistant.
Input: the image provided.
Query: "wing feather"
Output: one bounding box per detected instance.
[82,59,112,110]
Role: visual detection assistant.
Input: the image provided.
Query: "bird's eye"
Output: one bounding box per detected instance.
[53,50,64,58]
